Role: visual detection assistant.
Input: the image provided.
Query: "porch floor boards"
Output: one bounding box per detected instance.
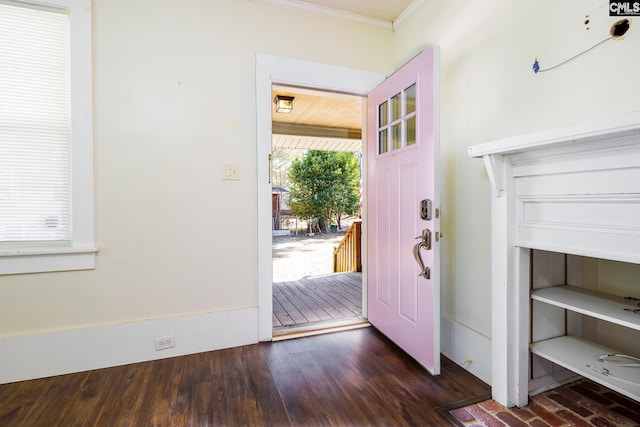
[272,272,362,329]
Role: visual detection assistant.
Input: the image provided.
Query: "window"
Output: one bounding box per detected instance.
[0,0,94,275]
[377,83,417,154]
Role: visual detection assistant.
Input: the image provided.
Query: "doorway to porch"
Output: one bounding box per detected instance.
[270,85,365,337]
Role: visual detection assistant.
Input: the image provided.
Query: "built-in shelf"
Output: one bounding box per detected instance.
[531,285,640,331]
[531,335,640,402]
[531,284,640,403]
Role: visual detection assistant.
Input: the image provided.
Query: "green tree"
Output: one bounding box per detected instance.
[288,150,360,232]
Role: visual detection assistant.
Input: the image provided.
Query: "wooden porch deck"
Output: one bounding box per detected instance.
[272,272,362,329]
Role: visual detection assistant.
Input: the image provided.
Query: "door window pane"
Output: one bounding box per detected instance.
[391,123,402,150]
[405,84,416,115]
[406,116,416,146]
[391,93,401,121]
[378,101,388,127]
[379,129,388,154]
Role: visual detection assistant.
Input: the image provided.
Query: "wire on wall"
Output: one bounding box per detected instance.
[532,18,631,74]
[533,36,613,73]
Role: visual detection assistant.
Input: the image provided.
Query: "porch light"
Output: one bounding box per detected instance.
[274,95,294,113]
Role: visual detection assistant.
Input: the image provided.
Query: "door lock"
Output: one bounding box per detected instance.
[420,199,432,220]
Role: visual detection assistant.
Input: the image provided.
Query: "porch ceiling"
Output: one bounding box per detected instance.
[272,86,364,152]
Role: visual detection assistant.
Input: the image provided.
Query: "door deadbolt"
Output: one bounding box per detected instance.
[420,199,432,220]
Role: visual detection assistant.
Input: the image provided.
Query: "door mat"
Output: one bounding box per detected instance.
[446,379,640,426]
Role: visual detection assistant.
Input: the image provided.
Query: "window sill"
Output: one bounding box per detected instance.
[0,247,97,275]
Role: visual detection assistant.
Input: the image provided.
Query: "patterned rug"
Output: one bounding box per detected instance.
[448,379,640,426]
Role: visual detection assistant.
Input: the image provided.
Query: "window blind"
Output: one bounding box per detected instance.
[0,1,71,243]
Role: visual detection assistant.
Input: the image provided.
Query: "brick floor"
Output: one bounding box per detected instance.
[449,379,640,427]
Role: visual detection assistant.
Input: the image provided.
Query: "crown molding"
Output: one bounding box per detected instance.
[393,0,423,29]
[250,0,393,29]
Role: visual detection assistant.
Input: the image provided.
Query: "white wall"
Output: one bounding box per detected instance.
[0,0,393,383]
[394,0,640,382]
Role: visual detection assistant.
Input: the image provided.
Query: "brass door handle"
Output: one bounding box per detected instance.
[413,229,431,279]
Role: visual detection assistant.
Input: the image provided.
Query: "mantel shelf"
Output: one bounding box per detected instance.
[468,111,640,158]
[531,285,640,331]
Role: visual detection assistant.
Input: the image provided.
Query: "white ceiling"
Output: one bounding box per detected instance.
[290,0,417,23]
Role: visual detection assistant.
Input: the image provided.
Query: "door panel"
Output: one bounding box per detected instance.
[399,163,418,324]
[376,167,392,308]
[367,47,439,374]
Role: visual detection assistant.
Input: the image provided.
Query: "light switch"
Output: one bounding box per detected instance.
[222,163,240,180]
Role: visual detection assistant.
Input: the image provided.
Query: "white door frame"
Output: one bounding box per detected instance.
[256,53,385,341]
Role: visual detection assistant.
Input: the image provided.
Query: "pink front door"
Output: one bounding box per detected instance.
[367,48,440,374]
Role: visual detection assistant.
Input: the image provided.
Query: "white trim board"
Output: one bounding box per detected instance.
[441,316,492,385]
[0,308,257,384]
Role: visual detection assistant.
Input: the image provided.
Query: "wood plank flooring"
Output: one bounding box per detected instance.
[0,327,490,426]
[273,272,362,328]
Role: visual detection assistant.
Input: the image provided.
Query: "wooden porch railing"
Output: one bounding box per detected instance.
[332,221,362,273]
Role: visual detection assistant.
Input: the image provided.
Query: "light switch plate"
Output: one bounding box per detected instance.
[222,163,240,180]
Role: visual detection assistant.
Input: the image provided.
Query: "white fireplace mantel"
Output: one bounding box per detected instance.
[469,111,640,407]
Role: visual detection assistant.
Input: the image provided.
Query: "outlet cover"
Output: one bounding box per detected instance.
[154,335,176,351]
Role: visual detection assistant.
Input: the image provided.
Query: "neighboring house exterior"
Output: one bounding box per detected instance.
[271,185,291,230]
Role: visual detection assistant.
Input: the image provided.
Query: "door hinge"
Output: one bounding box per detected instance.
[435,208,440,219]
[268,154,272,183]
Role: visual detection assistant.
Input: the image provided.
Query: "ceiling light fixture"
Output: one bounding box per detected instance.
[274,95,294,113]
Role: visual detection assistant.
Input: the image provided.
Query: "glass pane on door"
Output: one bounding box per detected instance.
[391,93,402,121]
[379,129,388,154]
[405,84,416,114]
[406,116,416,146]
[391,123,402,150]
[379,101,388,127]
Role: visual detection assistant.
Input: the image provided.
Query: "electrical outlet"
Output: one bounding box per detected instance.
[154,335,176,351]
[222,163,240,180]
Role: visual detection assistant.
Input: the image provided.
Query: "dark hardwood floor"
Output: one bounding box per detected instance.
[273,272,362,329]
[0,327,490,426]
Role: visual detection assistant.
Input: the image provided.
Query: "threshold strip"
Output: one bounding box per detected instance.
[272,319,370,341]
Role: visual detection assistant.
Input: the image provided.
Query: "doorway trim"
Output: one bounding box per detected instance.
[256,53,385,341]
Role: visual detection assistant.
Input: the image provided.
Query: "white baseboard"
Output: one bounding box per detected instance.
[0,307,258,384]
[441,317,492,385]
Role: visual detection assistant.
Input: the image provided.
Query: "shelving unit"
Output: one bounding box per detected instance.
[530,285,640,402]
[531,286,640,331]
[531,336,640,401]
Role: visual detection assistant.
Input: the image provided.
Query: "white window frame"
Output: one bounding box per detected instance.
[0,0,95,275]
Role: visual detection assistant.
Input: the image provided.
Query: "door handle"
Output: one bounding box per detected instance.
[413,229,431,279]
[416,228,431,250]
